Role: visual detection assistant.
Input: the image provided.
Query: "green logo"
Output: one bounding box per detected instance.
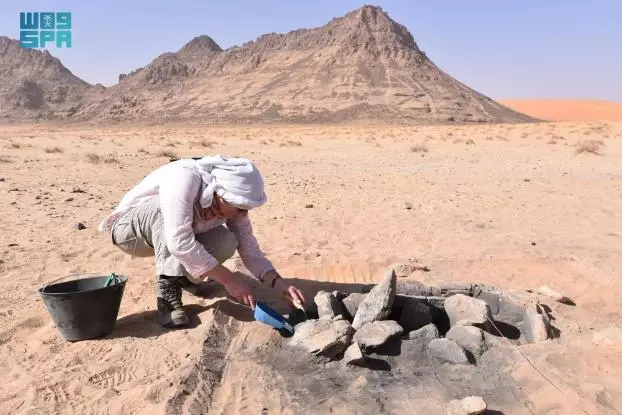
[20,12,72,49]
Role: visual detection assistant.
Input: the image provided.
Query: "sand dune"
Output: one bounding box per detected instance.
[1,121,621,413]
[501,99,622,121]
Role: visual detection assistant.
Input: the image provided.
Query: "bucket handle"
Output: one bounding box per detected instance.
[40,272,119,291]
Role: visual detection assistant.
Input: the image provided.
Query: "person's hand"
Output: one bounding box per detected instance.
[270,275,305,307]
[281,284,305,307]
[223,273,256,309]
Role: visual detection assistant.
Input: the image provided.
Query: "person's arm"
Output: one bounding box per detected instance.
[158,166,220,280]
[226,215,274,281]
[227,215,305,306]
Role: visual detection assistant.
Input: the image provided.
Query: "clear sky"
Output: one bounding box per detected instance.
[1,0,621,101]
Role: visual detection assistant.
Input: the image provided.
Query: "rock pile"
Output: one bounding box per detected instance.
[288,266,562,369]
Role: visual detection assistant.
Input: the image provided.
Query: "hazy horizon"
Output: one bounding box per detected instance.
[1,0,621,101]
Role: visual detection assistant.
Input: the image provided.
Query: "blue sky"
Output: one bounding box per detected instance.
[1,1,621,101]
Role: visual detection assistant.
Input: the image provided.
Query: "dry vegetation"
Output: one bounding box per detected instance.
[44,146,64,153]
[410,143,428,153]
[575,139,604,154]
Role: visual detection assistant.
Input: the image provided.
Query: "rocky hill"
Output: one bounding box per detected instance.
[0,6,535,124]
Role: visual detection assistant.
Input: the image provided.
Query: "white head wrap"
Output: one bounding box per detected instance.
[193,155,267,210]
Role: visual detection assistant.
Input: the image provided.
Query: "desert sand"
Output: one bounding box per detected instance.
[1,120,621,414]
[501,100,622,122]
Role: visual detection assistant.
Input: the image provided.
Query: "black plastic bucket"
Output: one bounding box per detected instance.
[38,273,128,341]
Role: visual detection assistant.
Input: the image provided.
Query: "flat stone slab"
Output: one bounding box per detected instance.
[444,294,493,330]
[289,317,354,358]
[354,320,404,352]
[428,338,469,364]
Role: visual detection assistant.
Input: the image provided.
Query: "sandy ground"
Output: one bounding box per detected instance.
[1,120,621,414]
[501,100,622,122]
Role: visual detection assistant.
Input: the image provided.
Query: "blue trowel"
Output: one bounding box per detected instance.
[254,302,295,335]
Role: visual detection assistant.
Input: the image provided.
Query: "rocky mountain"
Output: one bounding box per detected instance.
[0,6,535,124]
[0,36,95,120]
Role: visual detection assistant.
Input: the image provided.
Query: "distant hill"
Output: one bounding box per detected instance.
[0,6,534,124]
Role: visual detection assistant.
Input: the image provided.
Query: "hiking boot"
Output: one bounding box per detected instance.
[156,276,189,328]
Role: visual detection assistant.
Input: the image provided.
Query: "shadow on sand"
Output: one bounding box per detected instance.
[107,271,369,339]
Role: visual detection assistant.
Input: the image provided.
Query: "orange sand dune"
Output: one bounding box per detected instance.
[501,99,622,121]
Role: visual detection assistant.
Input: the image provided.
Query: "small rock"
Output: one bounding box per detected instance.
[447,396,487,415]
[531,242,536,246]
[354,320,403,352]
[342,293,366,320]
[428,338,469,364]
[440,282,473,295]
[305,204,314,208]
[73,223,87,230]
[403,202,413,210]
[396,280,440,297]
[522,304,552,343]
[408,323,439,343]
[444,294,493,330]
[314,291,345,320]
[392,262,416,278]
[473,290,500,315]
[352,269,396,330]
[533,285,575,306]
[8,243,18,247]
[446,326,487,357]
[342,342,365,367]
[64,197,74,202]
[399,298,432,332]
[0,177,4,182]
[289,317,354,359]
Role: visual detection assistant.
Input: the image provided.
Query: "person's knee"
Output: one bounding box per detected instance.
[211,229,238,264]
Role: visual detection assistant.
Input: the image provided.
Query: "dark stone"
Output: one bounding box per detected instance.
[73,223,86,230]
[398,297,432,332]
[332,291,348,301]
